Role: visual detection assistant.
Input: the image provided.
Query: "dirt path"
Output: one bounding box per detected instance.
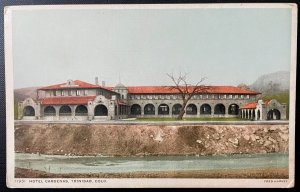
[15,167,288,178]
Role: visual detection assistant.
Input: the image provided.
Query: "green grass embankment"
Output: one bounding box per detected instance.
[136,117,244,121]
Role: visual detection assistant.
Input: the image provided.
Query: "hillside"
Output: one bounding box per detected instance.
[250,71,289,94]
[14,87,41,101]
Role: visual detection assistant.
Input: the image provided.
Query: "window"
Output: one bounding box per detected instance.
[246,95,250,99]
[234,95,239,99]
[224,94,227,99]
[76,90,80,96]
[84,90,88,96]
[218,94,221,99]
[68,90,71,96]
[53,90,56,96]
[241,95,244,99]
[211,95,215,99]
[61,90,64,96]
[229,95,232,99]
[200,95,203,99]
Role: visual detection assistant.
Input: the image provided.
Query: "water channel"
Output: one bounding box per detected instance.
[15,152,288,174]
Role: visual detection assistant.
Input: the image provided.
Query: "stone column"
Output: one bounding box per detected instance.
[141,104,144,116]
[55,105,60,120]
[155,105,158,116]
[88,103,94,121]
[71,105,76,119]
[211,106,214,117]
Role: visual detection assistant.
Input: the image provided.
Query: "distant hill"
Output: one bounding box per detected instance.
[14,87,41,101]
[249,71,290,94]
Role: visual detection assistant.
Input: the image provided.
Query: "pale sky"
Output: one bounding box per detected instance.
[11,7,292,89]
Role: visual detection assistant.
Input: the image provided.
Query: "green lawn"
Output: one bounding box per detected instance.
[136,117,244,121]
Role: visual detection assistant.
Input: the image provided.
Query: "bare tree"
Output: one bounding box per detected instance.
[167,72,209,120]
[237,83,250,90]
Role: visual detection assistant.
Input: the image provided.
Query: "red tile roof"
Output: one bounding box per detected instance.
[39,80,102,90]
[240,99,271,109]
[40,96,96,105]
[240,102,257,109]
[264,99,271,105]
[127,86,259,95]
[38,80,259,95]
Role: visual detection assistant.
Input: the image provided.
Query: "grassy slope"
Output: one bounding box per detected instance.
[137,117,244,121]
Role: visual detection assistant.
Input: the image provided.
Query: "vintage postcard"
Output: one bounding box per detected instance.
[5,4,297,188]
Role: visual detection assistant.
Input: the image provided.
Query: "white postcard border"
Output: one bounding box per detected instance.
[5,3,297,188]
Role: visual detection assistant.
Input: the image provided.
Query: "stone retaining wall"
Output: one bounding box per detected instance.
[15,123,289,156]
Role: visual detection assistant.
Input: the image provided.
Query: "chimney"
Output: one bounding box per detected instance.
[102,81,105,87]
[95,77,99,85]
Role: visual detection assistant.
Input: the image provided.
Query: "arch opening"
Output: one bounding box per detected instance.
[158,104,169,115]
[75,105,88,116]
[186,104,197,115]
[214,104,225,115]
[131,104,141,115]
[228,104,239,115]
[59,105,72,116]
[200,104,211,114]
[44,106,55,116]
[267,109,281,120]
[172,104,182,115]
[94,105,108,116]
[144,104,155,115]
[23,106,35,116]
